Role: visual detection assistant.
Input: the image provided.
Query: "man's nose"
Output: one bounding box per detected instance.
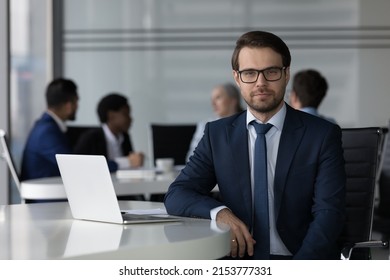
[255,72,268,86]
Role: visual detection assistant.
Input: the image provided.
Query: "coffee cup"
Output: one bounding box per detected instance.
[155,158,174,173]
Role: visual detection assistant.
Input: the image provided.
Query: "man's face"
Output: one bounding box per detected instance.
[108,105,132,133]
[233,47,289,119]
[211,86,237,118]
[67,97,79,121]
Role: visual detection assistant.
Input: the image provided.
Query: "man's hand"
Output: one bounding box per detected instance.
[216,208,256,258]
[128,152,144,167]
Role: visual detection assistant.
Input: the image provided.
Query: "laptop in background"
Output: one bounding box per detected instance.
[55,154,180,224]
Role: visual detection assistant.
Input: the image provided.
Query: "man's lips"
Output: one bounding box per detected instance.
[252,91,271,97]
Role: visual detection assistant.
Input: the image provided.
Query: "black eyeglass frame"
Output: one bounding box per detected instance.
[236,66,287,83]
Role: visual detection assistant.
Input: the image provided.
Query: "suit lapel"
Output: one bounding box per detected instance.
[274,106,305,220]
[98,128,109,156]
[226,112,253,224]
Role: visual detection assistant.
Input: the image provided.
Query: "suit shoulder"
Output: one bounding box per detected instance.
[292,108,339,130]
[208,111,246,128]
[30,116,61,136]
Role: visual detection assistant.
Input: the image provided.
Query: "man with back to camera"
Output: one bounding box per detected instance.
[21,78,79,180]
[164,31,346,260]
[289,69,337,124]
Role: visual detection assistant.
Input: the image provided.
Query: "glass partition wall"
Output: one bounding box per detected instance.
[9,0,51,203]
[5,0,390,203]
[60,0,376,166]
[0,0,10,205]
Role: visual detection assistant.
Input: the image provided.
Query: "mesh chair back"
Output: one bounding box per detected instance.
[339,127,384,259]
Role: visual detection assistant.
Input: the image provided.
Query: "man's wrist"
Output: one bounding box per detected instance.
[210,206,229,220]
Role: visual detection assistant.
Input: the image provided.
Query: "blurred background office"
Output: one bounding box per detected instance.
[2,0,390,204]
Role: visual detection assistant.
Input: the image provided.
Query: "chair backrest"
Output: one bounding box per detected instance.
[150,124,196,166]
[377,123,390,218]
[66,125,99,149]
[0,129,21,192]
[339,127,384,259]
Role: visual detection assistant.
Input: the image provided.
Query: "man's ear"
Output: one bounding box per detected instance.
[285,67,290,84]
[232,70,241,88]
[106,110,116,123]
[64,101,73,113]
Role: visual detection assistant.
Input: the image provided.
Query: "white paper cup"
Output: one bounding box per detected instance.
[155,158,174,173]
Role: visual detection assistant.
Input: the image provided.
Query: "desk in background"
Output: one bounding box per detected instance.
[20,169,220,202]
[0,201,230,260]
[19,172,178,202]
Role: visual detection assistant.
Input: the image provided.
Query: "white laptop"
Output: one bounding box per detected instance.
[55,154,180,224]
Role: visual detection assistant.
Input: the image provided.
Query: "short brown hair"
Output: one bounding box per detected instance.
[231,31,291,71]
[292,69,328,108]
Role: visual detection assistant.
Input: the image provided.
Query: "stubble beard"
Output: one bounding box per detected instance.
[68,111,77,121]
[245,90,285,115]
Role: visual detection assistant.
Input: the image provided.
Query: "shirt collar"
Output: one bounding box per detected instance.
[46,110,67,133]
[246,102,286,132]
[102,123,124,143]
[301,107,319,116]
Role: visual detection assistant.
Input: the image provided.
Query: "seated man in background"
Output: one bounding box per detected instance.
[186,82,243,161]
[21,78,79,180]
[289,69,337,123]
[74,93,144,172]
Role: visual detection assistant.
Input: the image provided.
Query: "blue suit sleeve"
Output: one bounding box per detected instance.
[164,122,223,219]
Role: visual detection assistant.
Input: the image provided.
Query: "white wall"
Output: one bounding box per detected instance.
[57,0,390,160]
[358,0,390,126]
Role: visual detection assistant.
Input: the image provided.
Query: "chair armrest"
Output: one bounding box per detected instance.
[341,240,388,260]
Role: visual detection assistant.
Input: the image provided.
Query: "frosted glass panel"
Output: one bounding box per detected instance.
[63,0,390,159]
[9,0,51,203]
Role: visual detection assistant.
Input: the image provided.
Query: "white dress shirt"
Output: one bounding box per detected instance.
[102,124,130,169]
[46,110,67,133]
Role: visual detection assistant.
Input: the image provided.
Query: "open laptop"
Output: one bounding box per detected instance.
[55,154,181,224]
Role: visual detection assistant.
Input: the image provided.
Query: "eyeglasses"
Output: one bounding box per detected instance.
[237,67,286,83]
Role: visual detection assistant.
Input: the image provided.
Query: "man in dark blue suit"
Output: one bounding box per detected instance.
[21,78,79,180]
[164,31,346,260]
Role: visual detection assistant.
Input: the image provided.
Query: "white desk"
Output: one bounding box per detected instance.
[20,173,178,201]
[0,201,230,260]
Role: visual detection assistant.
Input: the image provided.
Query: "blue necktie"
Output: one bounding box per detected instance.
[251,121,273,259]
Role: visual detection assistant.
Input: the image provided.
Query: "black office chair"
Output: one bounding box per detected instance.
[374,123,390,239]
[150,124,196,166]
[338,127,388,259]
[66,125,99,150]
[149,124,196,202]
